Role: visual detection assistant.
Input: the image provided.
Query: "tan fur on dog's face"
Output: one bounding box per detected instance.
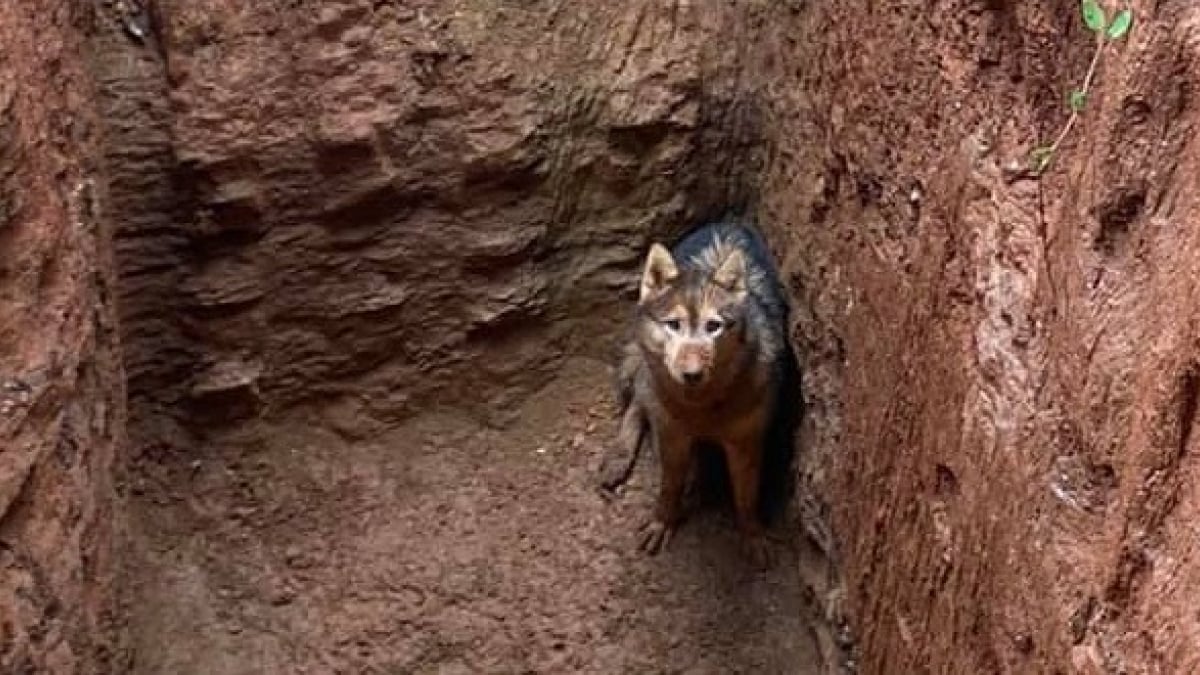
[636,243,748,393]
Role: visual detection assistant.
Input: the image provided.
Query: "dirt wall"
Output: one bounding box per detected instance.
[0,2,126,672]
[756,0,1200,672]
[109,0,759,448]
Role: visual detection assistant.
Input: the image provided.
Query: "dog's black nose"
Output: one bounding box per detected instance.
[682,372,703,385]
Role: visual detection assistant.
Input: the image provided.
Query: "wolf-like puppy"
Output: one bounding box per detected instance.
[619,221,790,564]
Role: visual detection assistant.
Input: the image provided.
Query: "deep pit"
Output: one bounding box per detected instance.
[6,1,1200,673]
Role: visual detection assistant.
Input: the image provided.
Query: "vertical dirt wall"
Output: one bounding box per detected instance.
[0,2,126,672]
[755,0,1200,672]
[106,0,760,453]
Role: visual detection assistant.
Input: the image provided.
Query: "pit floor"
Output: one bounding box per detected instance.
[126,357,825,674]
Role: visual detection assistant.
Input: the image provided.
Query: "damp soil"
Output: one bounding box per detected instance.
[126,358,827,674]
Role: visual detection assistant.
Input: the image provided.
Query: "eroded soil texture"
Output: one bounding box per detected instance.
[127,359,826,674]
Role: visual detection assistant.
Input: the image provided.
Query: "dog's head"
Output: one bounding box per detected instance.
[635,242,749,391]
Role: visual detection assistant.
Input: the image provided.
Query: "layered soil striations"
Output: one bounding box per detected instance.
[114,0,746,439]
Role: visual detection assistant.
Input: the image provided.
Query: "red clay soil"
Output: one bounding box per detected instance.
[0,3,125,672]
[757,1,1200,672]
[6,0,1200,673]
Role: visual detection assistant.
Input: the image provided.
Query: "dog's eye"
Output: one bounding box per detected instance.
[663,318,682,332]
[705,319,724,335]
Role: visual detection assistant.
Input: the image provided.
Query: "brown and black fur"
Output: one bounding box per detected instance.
[606,220,798,565]
[598,339,651,492]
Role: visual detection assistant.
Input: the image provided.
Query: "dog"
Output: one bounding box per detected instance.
[607,220,794,565]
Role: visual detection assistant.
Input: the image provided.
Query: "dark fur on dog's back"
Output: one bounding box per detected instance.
[671,221,789,346]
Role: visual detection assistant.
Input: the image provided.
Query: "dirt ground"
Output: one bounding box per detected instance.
[126,358,826,674]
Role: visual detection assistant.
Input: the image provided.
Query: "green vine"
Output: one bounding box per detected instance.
[1030,1,1133,175]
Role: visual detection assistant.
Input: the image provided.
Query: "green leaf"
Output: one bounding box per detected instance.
[1081,0,1107,33]
[1107,9,1133,40]
[1069,88,1087,112]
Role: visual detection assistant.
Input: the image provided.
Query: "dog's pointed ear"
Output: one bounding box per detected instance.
[639,243,678,303]
[713,248,746,294]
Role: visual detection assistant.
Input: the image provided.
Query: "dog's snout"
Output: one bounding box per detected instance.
[674,342,708,386]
